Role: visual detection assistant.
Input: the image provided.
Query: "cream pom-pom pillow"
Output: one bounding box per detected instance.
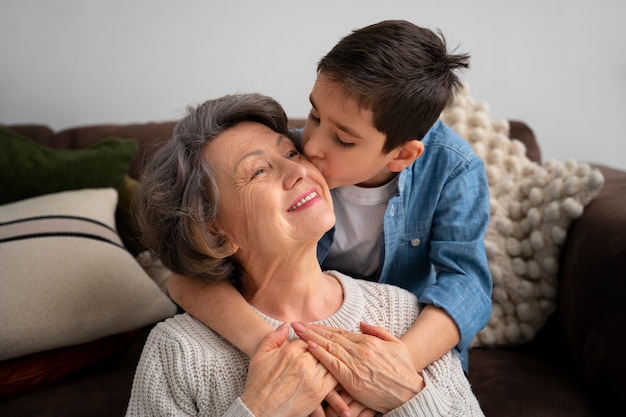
[440,86,604,347]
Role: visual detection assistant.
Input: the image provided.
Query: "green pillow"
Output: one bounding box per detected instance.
[0,126,139,205]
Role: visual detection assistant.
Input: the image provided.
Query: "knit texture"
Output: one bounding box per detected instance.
[440,85,605,347]
[126,271,484,416]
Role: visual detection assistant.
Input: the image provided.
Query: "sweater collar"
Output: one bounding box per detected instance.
[251,271,365,340]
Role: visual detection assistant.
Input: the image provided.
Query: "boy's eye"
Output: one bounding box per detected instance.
[307,112,320,124]
[333,135,355,148]
[307,111,353,148]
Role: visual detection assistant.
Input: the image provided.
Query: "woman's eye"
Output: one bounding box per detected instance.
[251,167,266,179]
[287,149,300,159]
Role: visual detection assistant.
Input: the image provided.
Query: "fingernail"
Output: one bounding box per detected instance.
[291,322,306,333]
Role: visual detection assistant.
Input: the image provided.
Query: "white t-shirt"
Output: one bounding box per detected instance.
[323,179,398,279]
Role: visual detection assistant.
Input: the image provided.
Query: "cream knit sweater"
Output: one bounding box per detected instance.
[126,271,484,416]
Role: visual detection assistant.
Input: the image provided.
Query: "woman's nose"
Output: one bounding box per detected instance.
[283,159,307,189]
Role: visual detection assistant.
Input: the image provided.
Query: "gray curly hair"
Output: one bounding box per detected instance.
[135,93,290,286]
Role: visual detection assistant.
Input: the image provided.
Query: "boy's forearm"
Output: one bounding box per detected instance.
[400,304,460,371]
[168,273,273,356]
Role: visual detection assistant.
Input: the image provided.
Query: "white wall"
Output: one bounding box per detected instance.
[1,0,624,169]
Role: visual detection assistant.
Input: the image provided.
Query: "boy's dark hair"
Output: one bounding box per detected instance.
[318,19,470,152]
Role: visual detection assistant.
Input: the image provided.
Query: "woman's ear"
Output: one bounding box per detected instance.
[209,225,239,257]
[386,140,424,173]
[219,235,239,257]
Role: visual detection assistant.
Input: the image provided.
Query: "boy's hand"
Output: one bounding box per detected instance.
[292,321,424,413]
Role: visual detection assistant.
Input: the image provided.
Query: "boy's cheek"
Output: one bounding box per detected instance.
[324,175,347,190]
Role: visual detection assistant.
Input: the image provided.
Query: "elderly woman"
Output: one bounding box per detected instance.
[126,93,484,417]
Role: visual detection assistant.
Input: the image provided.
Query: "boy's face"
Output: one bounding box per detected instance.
[301,75,402,189]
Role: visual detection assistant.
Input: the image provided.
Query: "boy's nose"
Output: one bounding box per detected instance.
[303,133,323,159]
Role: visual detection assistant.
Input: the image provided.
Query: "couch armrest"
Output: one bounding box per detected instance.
[508,120,541,163]
[558,163,626,412]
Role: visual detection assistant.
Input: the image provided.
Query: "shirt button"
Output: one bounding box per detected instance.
[411,238,421,247]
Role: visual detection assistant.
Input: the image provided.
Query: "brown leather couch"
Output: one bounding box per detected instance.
[1,119,624,416]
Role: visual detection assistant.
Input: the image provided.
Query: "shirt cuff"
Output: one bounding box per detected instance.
[223,397,256,417]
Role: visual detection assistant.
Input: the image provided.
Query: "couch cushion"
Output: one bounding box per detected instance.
[469,346,598,416]
[0,124,55,145]
[0,126,138,205]
[558,163,626,413]
[53,122,176,179]
[0,327,151,417]
[508,120,541,163]
[0,188,177,361]
[440,86,605,347]
[0,330,138,400]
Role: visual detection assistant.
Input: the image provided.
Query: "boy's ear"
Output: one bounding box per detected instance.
[386,140,424,173]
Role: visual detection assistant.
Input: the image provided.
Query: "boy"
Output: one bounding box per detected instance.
[168,18,491,397]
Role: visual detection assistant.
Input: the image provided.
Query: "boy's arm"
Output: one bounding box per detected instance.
[168,273,273,357]
[399,304,459,371]
[169,273,353,417]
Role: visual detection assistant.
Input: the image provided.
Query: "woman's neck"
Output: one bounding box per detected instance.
[239,247,344,323]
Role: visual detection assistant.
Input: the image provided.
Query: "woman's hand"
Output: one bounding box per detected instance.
[324,388,377,417]
[292,321,425,413]
[241,324,339,417]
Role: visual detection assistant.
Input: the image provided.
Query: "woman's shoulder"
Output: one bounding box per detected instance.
[356,278,417,302]
[328,271,419,336]
[361,280,419,336]
[149,313,247,360]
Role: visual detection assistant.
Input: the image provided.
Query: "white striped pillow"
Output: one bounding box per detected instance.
[0,188,177,361]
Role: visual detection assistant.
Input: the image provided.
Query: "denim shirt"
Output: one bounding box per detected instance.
[315,120,493,372]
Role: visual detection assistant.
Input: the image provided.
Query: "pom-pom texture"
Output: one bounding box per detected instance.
[440,85,605,347]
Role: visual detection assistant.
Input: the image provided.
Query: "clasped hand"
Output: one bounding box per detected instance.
[242,322,423,417]
[292,321,424,414]
[241,324,339,417]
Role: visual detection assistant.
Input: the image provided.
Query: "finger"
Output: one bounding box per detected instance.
[292,322,359,349]
[303,337,351,383]
[357,407,377,417]
[254,323,289,354]
[333,391,371,417]
[349,401,370,417]
[309,323,362,342]
[292,322,367,380]
[324,389,351,417]
[358,322,398,342]
[310,405,326,417]
[293,323,353,365]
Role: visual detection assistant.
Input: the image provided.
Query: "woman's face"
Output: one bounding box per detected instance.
[206,121,335,256]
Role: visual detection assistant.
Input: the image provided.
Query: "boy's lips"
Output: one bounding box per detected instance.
[287,190,319,212]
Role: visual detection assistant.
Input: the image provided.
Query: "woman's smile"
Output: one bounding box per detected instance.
[287,189,320,212]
